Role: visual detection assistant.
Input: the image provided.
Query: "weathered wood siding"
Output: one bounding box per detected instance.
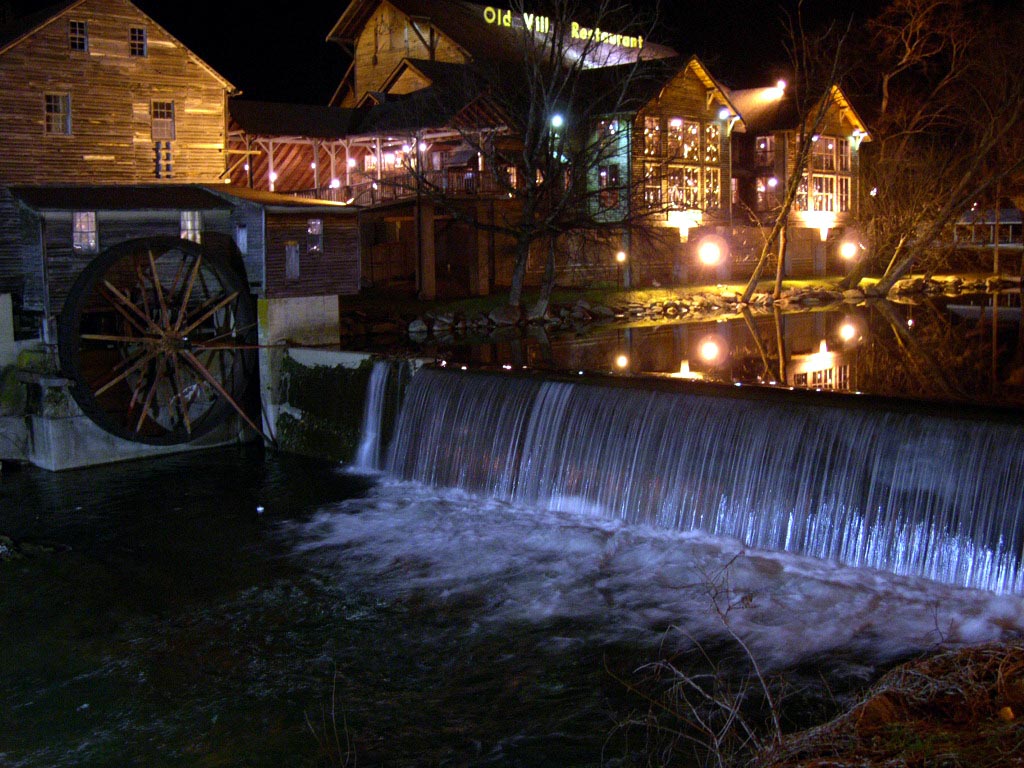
[352,2,467,98]
[33,209,235,316]
[0,0,231,186]
[264,212,360,298]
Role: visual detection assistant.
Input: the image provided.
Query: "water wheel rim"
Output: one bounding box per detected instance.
[58,236,258,446]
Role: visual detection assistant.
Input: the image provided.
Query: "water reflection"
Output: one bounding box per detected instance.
[407,294,1024,409]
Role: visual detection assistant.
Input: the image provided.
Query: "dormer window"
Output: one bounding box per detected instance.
[69,20,88,51]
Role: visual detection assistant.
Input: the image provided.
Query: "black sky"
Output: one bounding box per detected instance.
[8,0,885,104]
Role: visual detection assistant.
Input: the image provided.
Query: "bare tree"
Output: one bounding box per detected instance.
[386,0,681,312]
[740,12,853,304]
[851,0,1024,296]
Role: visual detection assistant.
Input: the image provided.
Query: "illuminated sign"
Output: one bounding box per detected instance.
[482,6,644,49]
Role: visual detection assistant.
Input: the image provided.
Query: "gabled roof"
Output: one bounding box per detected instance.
[728,83,870,138]
[575,55,745,131]
[0,0,234,90]
[327,0,676,67]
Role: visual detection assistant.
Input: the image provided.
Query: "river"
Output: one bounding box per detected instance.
[2,294,1024,767]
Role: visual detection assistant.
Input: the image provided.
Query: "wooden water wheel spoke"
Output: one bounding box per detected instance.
[166,351,194,434]
[173,253,204,333]
[101,280,162,335]
[180,349,263,436]
[98,284,154,337]
[59,237,258,445]
[181,292,239,337]
[194,321,259,348]
[133,258,155,320]
[135,355,167,432]
[92,348,159,398]
[147,248,171,326]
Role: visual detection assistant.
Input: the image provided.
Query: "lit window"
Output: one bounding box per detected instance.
[598,164,619,208]
[69,20,87,51]
[812,136,837,172]
[180,211,202,243]
[45,94,71,135]
[307,219,323,254]
[72,212,98,253]
[129,27,147,57]
[151,101,175,141]
[755,135,775,167]
[838,177,851,212]
[643,116,660,156]
[704,123,721,165]
[838,141,851,173]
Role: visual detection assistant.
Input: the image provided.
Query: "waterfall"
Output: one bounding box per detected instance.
[353,360,393,471]
[385,367,1024,594]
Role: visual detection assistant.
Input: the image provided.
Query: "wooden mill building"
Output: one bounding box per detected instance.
[0,0,235,314]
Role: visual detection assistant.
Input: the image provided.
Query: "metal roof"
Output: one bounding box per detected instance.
[8,184,357,213]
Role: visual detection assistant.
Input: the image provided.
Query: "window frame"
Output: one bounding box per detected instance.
[68,20,88,52]
[72,211,98,254]
[180,211,203,243]
[151,100,175,141]
[307,218,324,255]
[44,93,72,135]
[129,26,148,57]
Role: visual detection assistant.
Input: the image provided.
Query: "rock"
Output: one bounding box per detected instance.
[488,304,522,326]
[574,298,591,311]
[407,317,428,335]
[843,289,865,300]
[432,313,454,331]
[590,304,615,318]
[526,300,549,321]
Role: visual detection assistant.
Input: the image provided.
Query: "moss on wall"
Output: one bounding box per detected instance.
[275,355,374,462]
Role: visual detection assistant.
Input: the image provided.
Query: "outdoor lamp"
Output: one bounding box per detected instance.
[696,235,727,266]
[615,250,627,263]
[550,114,564,129]
[839,240,860,260]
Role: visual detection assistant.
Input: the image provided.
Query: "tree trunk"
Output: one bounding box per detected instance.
[773,226,787,299]
[508,235,531,307]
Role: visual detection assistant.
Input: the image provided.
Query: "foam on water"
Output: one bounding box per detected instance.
[291,476,1024,670]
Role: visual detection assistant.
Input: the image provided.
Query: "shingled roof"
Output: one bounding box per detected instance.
[229,99,367,139]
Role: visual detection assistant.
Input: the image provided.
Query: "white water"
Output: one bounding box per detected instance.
[293,478,1024,670]
[353,360,392,471]
[383,368,1024,594]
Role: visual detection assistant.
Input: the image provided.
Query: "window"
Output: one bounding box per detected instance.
[812,136,837,172]
[643,116,660,156]
[73,212,98,253]
[704,123,721,165]
[797,135,854,213]
[285,242,300,281]
[598,164,620,208]
[307,219,323,255]
[69,20,87,51]
[812,175,836,212]
[756,175,779,210]
[235,224,248,256]
[180,211,202,243]
[647,115,722,212]
[129,27,147,57]
[45,93,71,135]
[838,176,851,213]
[151,101,175,141]
[755,136,775,167]
[838,141,851,173]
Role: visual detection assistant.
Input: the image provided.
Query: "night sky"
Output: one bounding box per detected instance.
[7,0,885,103]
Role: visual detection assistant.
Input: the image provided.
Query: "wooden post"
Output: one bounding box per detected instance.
[416,198,436,300]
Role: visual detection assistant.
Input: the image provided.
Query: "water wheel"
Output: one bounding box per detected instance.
[58,236,260,445]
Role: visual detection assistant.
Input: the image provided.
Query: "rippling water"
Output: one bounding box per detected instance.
[3,445,1023,767]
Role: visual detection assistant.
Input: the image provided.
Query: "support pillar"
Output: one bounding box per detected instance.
[417,199,436,300]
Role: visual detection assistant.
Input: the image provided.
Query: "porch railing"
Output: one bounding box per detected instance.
[292,169,518,207]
